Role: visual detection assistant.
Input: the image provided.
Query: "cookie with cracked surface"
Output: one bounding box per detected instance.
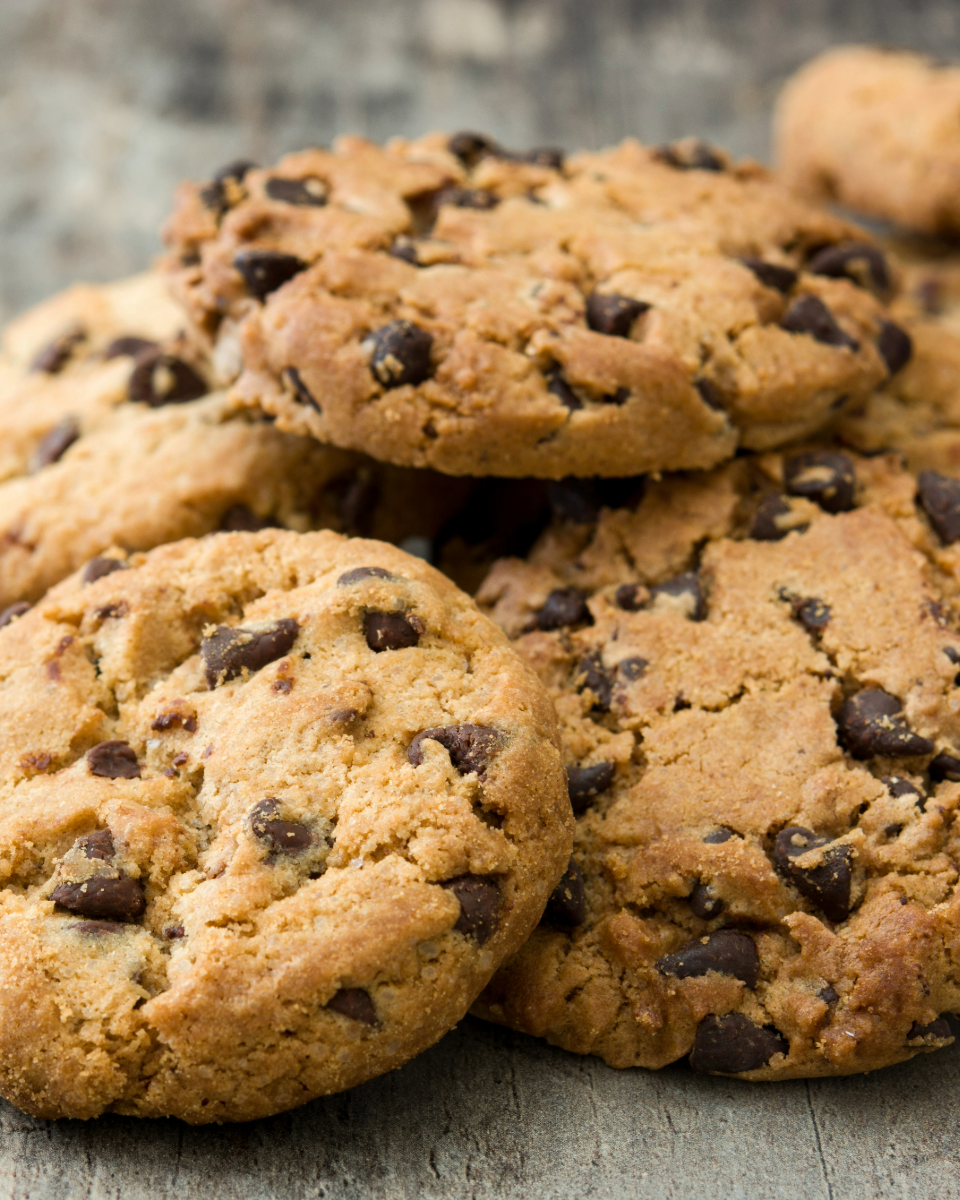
[164,133,899,477]
[0,530,571,1121]
[776,46,960,234]
[473,449,960,1079]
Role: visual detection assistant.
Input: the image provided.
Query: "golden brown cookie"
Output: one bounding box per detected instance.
[0,530,571,1121]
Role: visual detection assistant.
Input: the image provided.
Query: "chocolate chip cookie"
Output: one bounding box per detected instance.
[776,46,960,234]
[474,450,960,1079]
[0,530,571,1121]
[164,133,903,478]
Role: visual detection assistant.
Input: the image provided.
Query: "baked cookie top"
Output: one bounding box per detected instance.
[776,46,960,234]
[163,134,904,478]
[0,530,571,1122]
[473,450,960,1079]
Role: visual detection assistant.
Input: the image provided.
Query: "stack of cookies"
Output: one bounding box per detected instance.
[3,46,960,1124]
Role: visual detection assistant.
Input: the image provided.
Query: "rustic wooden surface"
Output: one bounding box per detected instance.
[4,2,960,1196]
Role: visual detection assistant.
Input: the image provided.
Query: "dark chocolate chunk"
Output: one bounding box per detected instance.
[585,292,649,338]
[33,416,80,470]
[408,724,501,777]
[436,186,499,210]
[368,320,434,388]
[689,881,724,919]
[695,378,723,410]
[655,141,725,171]
[945,645,960,686]
[615,584,643,612]
[440,874,500,943]
[657,930,758,987]
[883,775,925,804]
[265,176,327,206]
[545,364,581,410]
[284,366,321,411]
[78,829,115,860]
[219,504,273,532]
[31,326,86,374]
[51,876,145,922]
[648,572,706,621]
[202,618,300,686]
[773,826,853,922]
[566,761,615,813]
[739,257,798,293]
[363,610,424,651]
[837,689,934,758]
[544,859,586,926]
[907,1017,953,1042]
[784,450,856,513]
[128,353,207,406]
[536,587,590,630]
[0,601,30,629]
[87,741,141,780]
[929,753,960,783]
[618,656,648,681]
[917,470,960,544]
[233,249,307,301]
[249,798,315,855]
[448,131,498,166]
[704,827,736,844]
[750,494,793,541]
[337,566,394,586]
[818,984,840,1005]
[877,320,913,375]
[807,241,890,294]
[780,294,859,350]
[577,653,613,712]
[794,597,831,632]
[326,987,378,1025]
[103,335,158,360]
[82,556,125,585]
[690,1013,787,1074]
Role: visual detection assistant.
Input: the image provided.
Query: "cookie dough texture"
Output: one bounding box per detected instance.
[776,46,960,233]
[163,134,900,478]
[0,531,571,1122]
[473,451,960,1079]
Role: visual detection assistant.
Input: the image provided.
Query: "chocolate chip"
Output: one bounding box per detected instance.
[82,556,125,585]
[151,709,197,732]
[436,186,499,210]
[945,646,960,685]
[807,241,891,295]
[544,859,586,926]
[689,881,724,919]
[818,984,839,1005]
[690,1013,787,1074]
[51,876,145,922]
[165,924,185,940]
[585,292,649,338]
[780,294,859,350]
[363,611,424,652]
[657,930,758,987]
[883,774,925,804]
[220,504,273,532]
[338,566,394,586]
[566,761,615,813]
[917,470,960,544]
[774,826,853,922]
[750,494,793,541]
[837,689,934,758]
[284,366,321,412]
[929,753,960,783]
[618,656,648,681]
[87,741,141,780]
[202,618,300,686]
[877,321,913,375]
[615,584,643,612]
[695,378,724,410]
[704,827,736,844]
[907,1017,953,1042]
[655,141,725,171]
[739,257,798,293]
[78,829,115,860]
[536,587,591,630]
[368,320,434,389]
[784,450,856,514]
[448,132,498,166]
[794,597,831,631]
[128,353,207,406]
[233,250,307,301]
[545,363,581,410]
[249,798,316,855]
[265,176,328,206]
[648,572,706,621]
[31,326,86,374]
[32,416,80,470]
[577,653,613,712]
[327,987,378,1025]
[0,601,30,629]
[103,335,158,360]
[440,874,500,943]
[408,724,501,777]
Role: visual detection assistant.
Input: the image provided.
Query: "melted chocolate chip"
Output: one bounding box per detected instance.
[657,930,758,987]
[536,587,591,630]
[337,566,394,586]
[0,601,29,629]
[689,881,724,919]
[794,597,831,632]
[908,1017,953,1042]
[837,689,934,758]
[284,366,321,411]
[739,257,798,293]
[577,653,613,712]
[202,618,300,687]
[585,292,650,338]
[929,753,960,783]
[448,132,498,166]
[918,470,960,544]
[774,826,853,922]
[103,335,158,360]
[78,829,115,860]
[780,294,859,350]
[648,572,706,620]
[265,176,327,206]
[690,1014,788,1074]
[618,656,648,681]
[544,859,586,926]
[51,876,145,922]
[615,584,643,612]
[31,326,86,374]
[436,185,499,210]
[878,320,913,375]
[440,874,500,943]
[750,494,793,541]
[807,241,891,294]
[655,141,725,171]
[883,775,925,804]
[566,762,615,813]
[128,353,207,406]
[87,741,141,780]
[367,320,434,388]
[82,556,125,585]
[784,451,856,513]
[363,610,424,651]
[326,987,378,1025]
[233,250,307,301]
[249,798,315,855]
[545,364,581,410]
[33,417,80,470]
[407,724,501,777]
[704,827,736,844]
[818,984,840,1005]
